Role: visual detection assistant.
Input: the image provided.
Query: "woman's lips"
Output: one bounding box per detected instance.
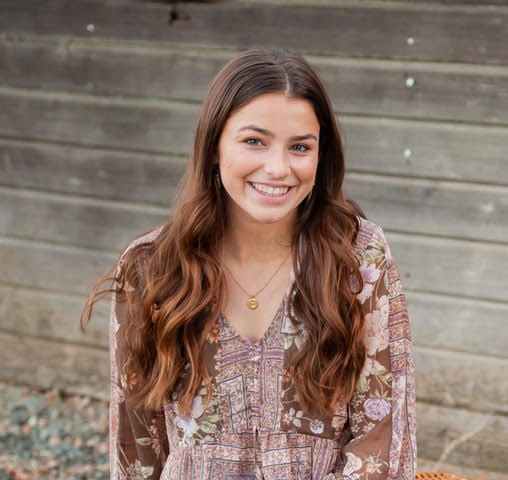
[247,181,294,201]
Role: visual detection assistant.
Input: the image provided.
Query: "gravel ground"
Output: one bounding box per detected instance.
[0,380,109,480]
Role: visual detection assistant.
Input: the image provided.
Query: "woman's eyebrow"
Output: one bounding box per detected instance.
[237,125,318,142]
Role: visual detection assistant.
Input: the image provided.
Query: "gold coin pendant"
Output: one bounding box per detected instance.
[247,298,259,310]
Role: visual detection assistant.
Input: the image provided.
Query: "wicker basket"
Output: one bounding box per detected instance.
[416,472,471,480]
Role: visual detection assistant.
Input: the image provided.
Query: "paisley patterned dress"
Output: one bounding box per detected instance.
[109,217,417,479]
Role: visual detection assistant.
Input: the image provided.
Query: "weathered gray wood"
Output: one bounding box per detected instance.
[2,174,508,248]
[238,0,508,5]
[417,402,508,472]
[0,87,197,153]
[410,0,508,3]
[1,267,506,359]
[1,286,506,359]
[0,236,118,296]
[317,59,508,125]
[344,116,508,185]
[1,231,507,302]
[344,173,508,243]
[0,38,230,104]
[2,318,507,418]
[2,39,507,125]
[0,139,187,206]
[0,285,109,347]
[407,291,508,358]
[1,90,507,185]
[414,345,508,414]
[0,330,109,400]
[386,232,508,302]
[0,1,506,64]
[0,187,167,250]
[4,288,506,414]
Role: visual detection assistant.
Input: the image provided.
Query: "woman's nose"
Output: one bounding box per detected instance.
[263,149,290,178]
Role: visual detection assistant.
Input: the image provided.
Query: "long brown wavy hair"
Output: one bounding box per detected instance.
[81,46,367,418]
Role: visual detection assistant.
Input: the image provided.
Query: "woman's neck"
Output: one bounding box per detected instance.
[221,220,293,266]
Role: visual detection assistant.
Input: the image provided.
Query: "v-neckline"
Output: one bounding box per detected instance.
[220,268,295,347]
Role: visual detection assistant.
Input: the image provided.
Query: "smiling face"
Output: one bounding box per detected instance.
[215,92,320,229]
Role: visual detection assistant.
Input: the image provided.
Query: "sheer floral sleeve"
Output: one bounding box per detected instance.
[109,252,169,479]
[325,227,417,480]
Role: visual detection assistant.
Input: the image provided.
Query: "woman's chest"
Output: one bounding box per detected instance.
[220,263,295,345]
[163,303,349,449]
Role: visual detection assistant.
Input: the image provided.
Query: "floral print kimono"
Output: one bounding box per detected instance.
[109,217,417,479]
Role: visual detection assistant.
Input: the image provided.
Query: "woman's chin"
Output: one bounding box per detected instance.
[247,207,296,225]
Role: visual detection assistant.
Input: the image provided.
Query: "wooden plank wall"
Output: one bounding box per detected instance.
[0,0,507,472]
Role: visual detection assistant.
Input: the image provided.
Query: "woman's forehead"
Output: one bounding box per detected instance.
[223,93,320,136]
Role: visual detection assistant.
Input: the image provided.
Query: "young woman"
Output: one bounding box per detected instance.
[81,47,416,480]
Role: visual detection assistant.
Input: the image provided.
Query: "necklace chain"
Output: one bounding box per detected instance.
[221,241,291,310]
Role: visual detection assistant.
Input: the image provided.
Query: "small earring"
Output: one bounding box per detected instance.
[305,183,314,205]
[213,164,222,190]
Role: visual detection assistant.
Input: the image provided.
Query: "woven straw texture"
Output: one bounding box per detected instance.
[416,472,470,480]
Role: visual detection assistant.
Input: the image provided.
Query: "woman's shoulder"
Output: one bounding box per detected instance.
[353,216,398,271]
[117,224,165,270]
[354,215,386,251]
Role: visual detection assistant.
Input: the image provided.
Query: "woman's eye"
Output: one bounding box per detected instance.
[292,144,309,153]
[244,139,309,152]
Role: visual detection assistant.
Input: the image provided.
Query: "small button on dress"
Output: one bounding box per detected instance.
[109,216,417,480]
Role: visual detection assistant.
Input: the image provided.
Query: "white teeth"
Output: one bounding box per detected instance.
[250,182,290,196]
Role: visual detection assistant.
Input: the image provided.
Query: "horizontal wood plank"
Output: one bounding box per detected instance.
[1,231,507,303]
[0,38,229,104]
[407,291,508,357]
[1,330,506,417]
[0,81,253,147]
[0,87,197,153]
[417,402,508,472]
[1,90,506,185]
[0,187,167,250]
[0,330,109,400]
[384,232,508,302]
[0,139,187,206]
[241,0,508,5]
[414,346,508,414]
[0,237,118,296]
[2,172,508,247]
[0,285,109,348]
[344,116,508,185]
[1,39,507,125]
[317,57,508,125]
[1,274,507,359]
[0,1,506,64]
[344,173,508,243]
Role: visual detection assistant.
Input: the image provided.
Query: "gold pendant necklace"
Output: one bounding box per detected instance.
[246,298,259,310]
[222,247,291,310]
